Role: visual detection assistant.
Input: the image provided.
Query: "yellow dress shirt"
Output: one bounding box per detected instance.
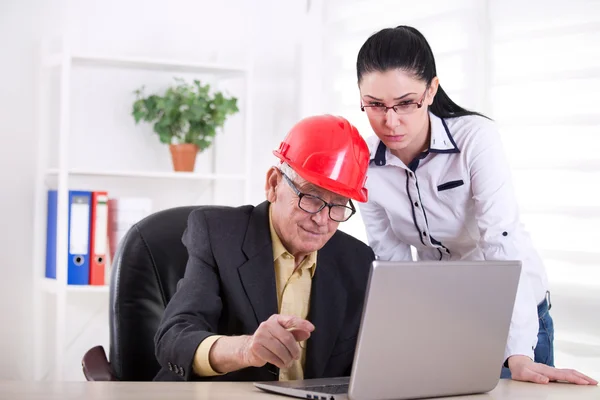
[192,206,317,380]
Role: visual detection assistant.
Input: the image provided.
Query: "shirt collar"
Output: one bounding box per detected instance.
[268,205,317,277]
[429,112,460,153]
[369,112,460,166]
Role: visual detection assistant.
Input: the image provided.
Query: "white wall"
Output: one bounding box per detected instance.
[0,0,308,381]
[0,0,66,381]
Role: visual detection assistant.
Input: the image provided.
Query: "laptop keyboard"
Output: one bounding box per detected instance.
[304,383,349,394]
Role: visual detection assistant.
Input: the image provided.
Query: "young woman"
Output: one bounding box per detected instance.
[356,25,597,386]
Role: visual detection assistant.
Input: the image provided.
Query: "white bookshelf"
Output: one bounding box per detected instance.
[44,53,248,76]
[45,168,246,181]
[32,38,254,381]
[40,278,110,294]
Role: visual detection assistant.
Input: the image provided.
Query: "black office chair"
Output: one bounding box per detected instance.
[81,206,198,381]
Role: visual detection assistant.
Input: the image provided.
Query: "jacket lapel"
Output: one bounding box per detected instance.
[237,201,279,327]
[304,248,347,379]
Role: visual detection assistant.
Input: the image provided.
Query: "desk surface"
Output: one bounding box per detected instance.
[0,380,598,399]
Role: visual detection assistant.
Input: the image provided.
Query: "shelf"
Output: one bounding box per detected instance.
[40,278,109,294]
[35,37,254,381]
[45,53,248,76]
[45,168,246,181]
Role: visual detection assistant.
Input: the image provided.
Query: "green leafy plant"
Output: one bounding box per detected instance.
[132,78,239,151]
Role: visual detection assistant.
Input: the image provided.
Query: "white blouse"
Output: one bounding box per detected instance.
[359,111,549,362]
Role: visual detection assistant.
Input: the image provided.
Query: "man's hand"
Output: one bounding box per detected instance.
[241,314,315,369]
[508,355,598,385]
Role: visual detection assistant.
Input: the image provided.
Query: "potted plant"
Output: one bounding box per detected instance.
[131,78,239,172]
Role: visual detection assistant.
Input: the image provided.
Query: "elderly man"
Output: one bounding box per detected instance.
[153,115,375,382]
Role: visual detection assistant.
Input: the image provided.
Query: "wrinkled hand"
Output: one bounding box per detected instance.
[508,355,598,385]
[241,314,315,369]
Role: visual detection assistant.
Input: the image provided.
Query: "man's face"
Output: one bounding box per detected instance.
[265,167,348,258]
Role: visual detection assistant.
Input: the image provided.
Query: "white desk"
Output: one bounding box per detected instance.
[0,380,598,399]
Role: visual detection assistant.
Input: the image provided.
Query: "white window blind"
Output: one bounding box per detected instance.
[321,0,600,377]
[490,0,600,377]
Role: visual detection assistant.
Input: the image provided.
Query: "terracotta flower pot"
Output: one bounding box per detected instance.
[169,144,199,172]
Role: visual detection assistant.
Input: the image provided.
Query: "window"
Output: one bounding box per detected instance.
[320,0,600,377]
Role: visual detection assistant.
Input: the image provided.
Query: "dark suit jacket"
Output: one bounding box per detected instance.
[153,201,375,381]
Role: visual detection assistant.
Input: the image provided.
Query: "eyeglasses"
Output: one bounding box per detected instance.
[360,87,428,115]
[280,171,356,222]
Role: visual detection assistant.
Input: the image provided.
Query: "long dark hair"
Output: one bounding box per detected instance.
[357,25,488,119]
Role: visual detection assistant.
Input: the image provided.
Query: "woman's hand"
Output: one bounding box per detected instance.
[508,355,598,385]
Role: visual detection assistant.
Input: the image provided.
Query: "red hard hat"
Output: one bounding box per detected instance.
[273,115,369,202]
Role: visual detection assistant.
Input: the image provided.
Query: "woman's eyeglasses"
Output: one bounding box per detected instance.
[361,87,428,115]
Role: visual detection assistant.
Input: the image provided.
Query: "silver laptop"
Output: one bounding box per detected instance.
[254,260,521,400]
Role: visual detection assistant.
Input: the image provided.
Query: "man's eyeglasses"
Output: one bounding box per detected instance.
[360,87,428,115]
[280,171,355,222]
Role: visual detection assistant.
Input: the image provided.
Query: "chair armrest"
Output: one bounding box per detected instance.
[82,345,118,381]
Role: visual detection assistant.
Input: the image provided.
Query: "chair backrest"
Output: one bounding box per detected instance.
[108,206,198,381]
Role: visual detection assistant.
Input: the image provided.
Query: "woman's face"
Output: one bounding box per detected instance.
[358,69,438,157]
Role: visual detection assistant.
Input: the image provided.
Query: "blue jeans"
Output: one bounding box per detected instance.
[500,291,555,379]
